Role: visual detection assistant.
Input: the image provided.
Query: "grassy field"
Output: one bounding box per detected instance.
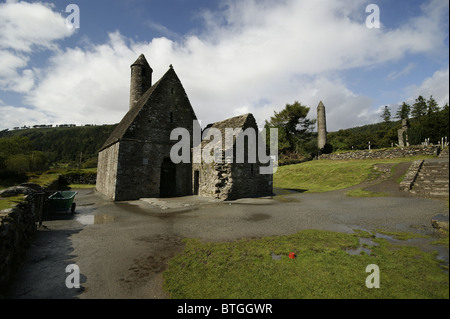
[164,155,448,299]
[26,167,97,189]
[163,229,448,299]
[273,155,436,193]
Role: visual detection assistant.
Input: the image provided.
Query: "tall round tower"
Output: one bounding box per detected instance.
[129,54,153,110]
[317,101,327,150]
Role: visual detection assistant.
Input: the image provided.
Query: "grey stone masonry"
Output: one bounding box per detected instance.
[97,55,273,201]
[399,160,424,191]
[192,114,273,201]
[0,189,39,295]
[97,59,197,201]
[320,145,440,161]
[129,54,153,110]
[317,101,327,150]
[410,158,449,198]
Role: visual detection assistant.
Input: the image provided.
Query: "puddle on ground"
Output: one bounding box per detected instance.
[345,237,378,256]
[345,232,449,271]
[346,246,373,256]
[76,214,116,225]
[375,233,449,265]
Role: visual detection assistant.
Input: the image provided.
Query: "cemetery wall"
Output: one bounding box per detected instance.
[319,146,440,161]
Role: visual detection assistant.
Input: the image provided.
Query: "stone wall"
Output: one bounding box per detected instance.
[0,194,37,294]
[96,66,197,201]
[194,149,273,201]
[319,146,440,161]
[96,143,120,200]
[62,171,97,185]
[399,160,424,191]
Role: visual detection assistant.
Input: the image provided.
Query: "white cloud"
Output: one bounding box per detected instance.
[386,63,416,81]
[25,32,139,125]
[0,0,74,94]
[0,0,72,52]
[405,67,450,107]
[0,0,448,132]
[0,104,51,129]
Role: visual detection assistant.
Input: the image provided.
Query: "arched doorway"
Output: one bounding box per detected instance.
[160,158,177,197]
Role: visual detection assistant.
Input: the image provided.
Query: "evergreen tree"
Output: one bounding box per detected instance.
[380,105,391,122]
[411,95,427,118]
[396,102,411,120]
[426,95,440,115]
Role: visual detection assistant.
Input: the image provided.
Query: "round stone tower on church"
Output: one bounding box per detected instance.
[317,101,327,150]
[129,54,153,110]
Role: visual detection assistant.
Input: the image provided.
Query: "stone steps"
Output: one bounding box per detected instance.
[410,160,449,198]
[410,189,449,198]
[439,148,449,158]
[419,167,449,173]
[415,176,448,183]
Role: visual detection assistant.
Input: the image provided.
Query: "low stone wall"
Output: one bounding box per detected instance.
[61,171,97,185]
[44,171,96,191]
[319,146,440,161]
[399,160,424,191]
[0,194,37,295]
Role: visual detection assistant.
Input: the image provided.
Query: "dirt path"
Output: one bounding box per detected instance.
[344,161,415,196]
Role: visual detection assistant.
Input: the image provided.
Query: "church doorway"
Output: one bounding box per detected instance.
[160,158,177,197]
[193,170,199,195]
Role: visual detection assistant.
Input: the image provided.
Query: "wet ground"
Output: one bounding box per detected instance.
[4,166,449,299]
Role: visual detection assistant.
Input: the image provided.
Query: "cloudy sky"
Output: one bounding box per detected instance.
[0,0,448,132]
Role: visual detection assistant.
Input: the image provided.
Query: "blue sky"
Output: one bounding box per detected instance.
[0,0,448,131]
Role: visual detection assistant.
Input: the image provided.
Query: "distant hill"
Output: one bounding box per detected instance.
[0,103,448,169]
[0,124,117,166]
[327,107,449,152]
[327,121,400,151]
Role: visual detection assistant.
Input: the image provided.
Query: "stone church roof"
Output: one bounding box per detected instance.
[132,54,152,70]
[201,113,258,149]
[99,67,175,151]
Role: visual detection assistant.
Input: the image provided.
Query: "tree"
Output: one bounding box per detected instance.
[380,106,391,122]
[411,95,427,118]
[426,95,440,115]
[265,101,316,156]
[396,102,411,120]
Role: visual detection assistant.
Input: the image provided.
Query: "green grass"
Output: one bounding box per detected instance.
[163,229,449,299]
[68,184,96,189]
[27,167,97,187]
[0,195,24,211]
[27,170,61,186]
[274,156,436,193]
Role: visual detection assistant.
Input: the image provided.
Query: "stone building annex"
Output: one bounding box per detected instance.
[96,54,273,201]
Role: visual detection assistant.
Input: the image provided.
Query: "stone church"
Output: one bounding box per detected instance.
[96,54,273,201]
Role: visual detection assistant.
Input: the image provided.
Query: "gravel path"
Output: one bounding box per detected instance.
[5,166,448,299]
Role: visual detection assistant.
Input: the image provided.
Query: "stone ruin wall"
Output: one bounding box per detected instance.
[0,194,37,294]
[194,153,273,201]
[319,145,440,161]
[96,142,120,200]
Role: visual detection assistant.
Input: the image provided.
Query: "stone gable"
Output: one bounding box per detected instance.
[96,55,273,201]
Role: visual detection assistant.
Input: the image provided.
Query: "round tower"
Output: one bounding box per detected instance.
[317,101,327,150]
[129,54,153,110]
